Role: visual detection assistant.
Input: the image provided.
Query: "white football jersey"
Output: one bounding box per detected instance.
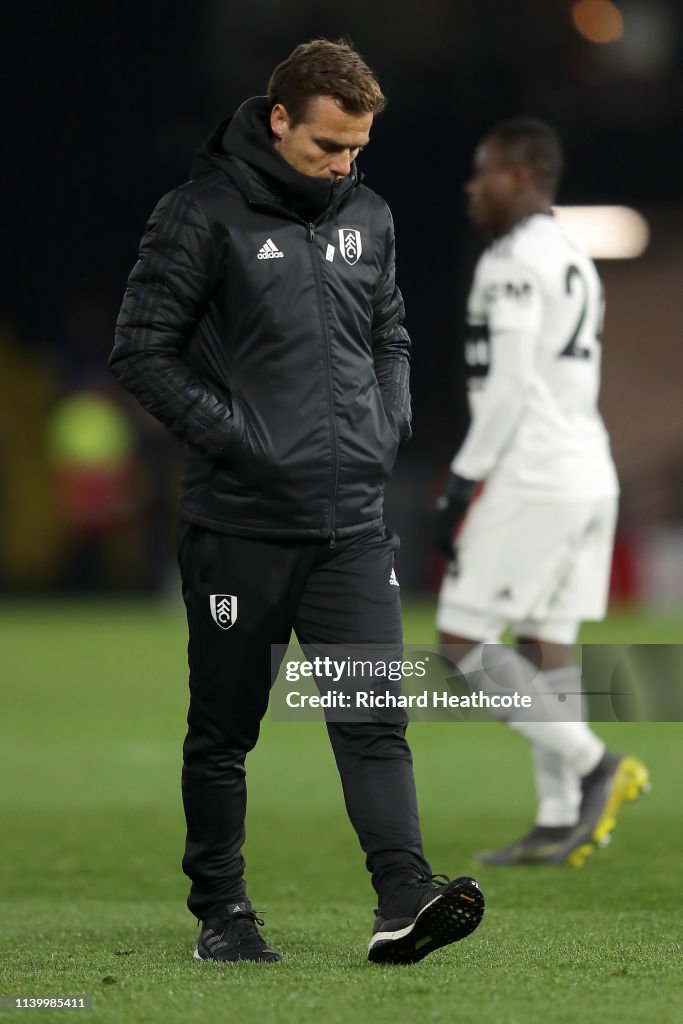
[452,213,619,500]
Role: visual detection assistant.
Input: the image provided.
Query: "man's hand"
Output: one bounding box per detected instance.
[433,472,476,560]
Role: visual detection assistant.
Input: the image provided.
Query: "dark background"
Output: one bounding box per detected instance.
[2,0,682,595]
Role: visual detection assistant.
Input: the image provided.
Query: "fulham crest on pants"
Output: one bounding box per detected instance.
[210,594,238,630]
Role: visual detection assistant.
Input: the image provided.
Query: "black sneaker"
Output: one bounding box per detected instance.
[193,901,282,962]
[367,875,484,965]
[472,824,580,866]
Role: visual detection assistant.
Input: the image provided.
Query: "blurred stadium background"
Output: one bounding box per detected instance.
[1,5,682,1020]
[2,0,682,607]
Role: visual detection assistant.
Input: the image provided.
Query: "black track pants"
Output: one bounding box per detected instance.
[177,521,431,918]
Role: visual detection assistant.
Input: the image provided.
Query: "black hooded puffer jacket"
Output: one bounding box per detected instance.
[110,97,412,540]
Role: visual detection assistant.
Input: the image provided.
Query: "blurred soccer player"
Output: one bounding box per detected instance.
[111,40,483,962]
[434,118,649,866]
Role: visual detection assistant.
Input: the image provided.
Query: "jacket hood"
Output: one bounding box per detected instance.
[191,96,358,221]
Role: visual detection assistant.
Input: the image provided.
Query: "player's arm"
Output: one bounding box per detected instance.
[110,189,245,460]
[450,322,538,480]
[371,210,412,442]
[434,264,542,557]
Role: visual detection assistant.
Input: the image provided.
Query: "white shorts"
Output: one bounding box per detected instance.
[436,490,618,645]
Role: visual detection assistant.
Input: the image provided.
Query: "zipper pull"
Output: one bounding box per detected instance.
[328,531,336,549]
[308,223,315,242]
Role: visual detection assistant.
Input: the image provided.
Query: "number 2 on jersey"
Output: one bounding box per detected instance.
[559,264,602,360]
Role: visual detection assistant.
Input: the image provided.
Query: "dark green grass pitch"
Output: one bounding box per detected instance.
[1,600,681,1023]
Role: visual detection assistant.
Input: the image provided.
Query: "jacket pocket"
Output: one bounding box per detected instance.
[222,394,275,483]
[372,387,402,479]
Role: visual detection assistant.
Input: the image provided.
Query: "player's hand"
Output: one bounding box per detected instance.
[433,472,476,560]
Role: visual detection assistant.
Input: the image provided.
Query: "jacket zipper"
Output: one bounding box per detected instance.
[307,221,337,547]
[243,191,346,547]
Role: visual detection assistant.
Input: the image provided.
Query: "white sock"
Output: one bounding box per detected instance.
[454,642,539,701]
[532,745,581,827]
[453,648,606,777]
[509,668,605,776]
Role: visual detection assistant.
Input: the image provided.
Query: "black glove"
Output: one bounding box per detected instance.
[433,472,476,559]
